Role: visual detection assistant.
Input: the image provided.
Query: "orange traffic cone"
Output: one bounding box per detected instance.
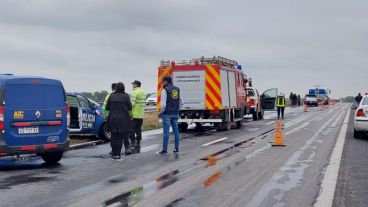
[304,103,308,112]
[272,120,286,147]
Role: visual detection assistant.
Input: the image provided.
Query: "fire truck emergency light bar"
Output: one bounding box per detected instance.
[160,56,239,67]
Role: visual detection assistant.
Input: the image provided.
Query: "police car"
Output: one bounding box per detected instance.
[66,93,110,141]
[354,94,368,138]
[0,74,69,164]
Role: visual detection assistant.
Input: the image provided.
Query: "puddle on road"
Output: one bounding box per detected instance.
[246,112,343,207]
[102,132,275,207]
[0,173,56,190]
[103,170,181,207]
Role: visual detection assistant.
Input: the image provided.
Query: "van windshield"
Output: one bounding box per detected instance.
[6,84,65,109]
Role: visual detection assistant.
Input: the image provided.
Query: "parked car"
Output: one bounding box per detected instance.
[146,93,157,105]
[0,74,69,164]
[67,93,110,141]
[354,95,368,138]
[304,94,318,107]
[246,87,264,120]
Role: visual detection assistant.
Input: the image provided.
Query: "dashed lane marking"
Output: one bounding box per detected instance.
[202,137,228,147]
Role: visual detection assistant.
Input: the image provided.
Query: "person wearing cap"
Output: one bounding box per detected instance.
[276,93,286,119]
[156,76,183,154]
[130,80,146,153]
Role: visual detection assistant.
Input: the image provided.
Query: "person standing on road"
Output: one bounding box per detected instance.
[276,93,286,119]
[130,80,146,153]
[289,92,294,107]
[297,95,301,107]
[103,83,117,119]
[293,93,297,107]
[106,82,132,161]
[156,76,183,155]
[355,93,363,105]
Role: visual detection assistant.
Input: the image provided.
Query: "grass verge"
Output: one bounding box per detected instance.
[142,111,162,131]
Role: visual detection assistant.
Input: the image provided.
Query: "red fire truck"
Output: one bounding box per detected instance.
[157,56,248,131]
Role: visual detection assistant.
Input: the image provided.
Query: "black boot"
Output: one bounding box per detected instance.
[136,140,141,153]
[125,147,132,156]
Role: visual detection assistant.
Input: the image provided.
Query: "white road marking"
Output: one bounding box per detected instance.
[314,107,351,207]
[202,137,228,147]
[141,144,160,153]
[266,121,276,125]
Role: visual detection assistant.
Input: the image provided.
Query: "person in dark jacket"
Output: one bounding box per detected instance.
[289,93,294,107]
[293,93,298,107]
[106,82,132,161]
[297,95,301,107]
[156,76,183,154]
[355,93,363,104]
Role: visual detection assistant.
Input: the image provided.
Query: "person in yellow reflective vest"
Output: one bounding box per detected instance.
[103,83,117,119]
[276,93,286,119]
[130,80,146,153]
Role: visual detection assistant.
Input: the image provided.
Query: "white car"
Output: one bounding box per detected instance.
[354,95,368,138]
[246,87,263,120]
[146,93,157,105]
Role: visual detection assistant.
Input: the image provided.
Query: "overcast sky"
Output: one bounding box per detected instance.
[1,0,367,97]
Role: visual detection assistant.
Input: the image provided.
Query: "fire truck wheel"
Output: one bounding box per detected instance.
[179,123,188,132]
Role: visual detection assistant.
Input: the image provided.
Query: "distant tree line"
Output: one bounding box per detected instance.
[81,91,109,103]
[341,96,355,103]
[81,91,156,104]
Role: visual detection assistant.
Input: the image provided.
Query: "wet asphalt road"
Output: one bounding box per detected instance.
[0,104,352,207]
[334,109,368,207]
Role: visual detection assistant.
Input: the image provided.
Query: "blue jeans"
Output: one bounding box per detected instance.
[162,114,180,152]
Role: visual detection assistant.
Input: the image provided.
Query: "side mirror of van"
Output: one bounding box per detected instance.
[90,102,98,110]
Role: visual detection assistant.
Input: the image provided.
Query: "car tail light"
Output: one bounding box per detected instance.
[357,109,366,117]
[66,102,70,128]
[247,99,255,108]
[0,106,4,130]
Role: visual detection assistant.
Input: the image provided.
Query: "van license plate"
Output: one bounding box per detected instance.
[18,127,39,134]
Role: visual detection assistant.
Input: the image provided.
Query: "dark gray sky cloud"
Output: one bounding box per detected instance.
[1,0,367,97]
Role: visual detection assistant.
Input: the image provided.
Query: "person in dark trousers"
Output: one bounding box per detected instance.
[156,76,183,154]
[355,93,363,105]
[293,93,298,107]
[130,80,146,153]
[297,95,301,107]
[289,92,294,107]
[106,82,132,161]
[276,93,286,119]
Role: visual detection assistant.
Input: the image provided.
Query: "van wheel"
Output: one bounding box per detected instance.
[179,123,188,132]
[41,151,63,164]
[252,111,258,121]
[100,123,111,141]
